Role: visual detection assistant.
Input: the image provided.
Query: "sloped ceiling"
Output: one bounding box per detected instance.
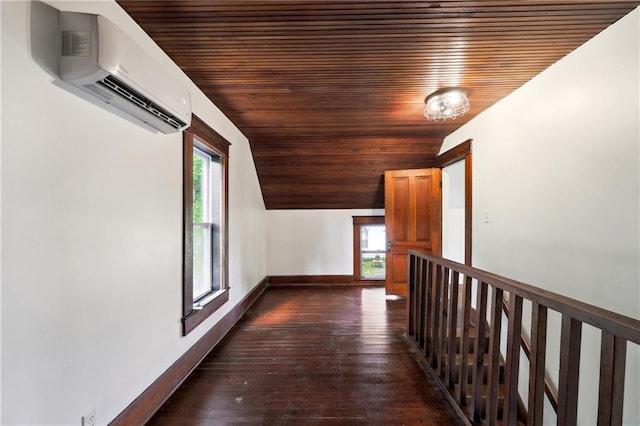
[119,1,639,209]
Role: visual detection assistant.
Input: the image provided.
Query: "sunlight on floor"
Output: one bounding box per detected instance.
[385,294,404,301]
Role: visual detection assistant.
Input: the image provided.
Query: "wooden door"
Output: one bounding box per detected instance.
[384,168,442,296]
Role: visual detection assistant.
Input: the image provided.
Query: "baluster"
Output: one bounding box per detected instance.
[486,286,504,425]
[457,274,473,405]
[557,316,582,426]
[446,271,460,390]
[597,331,627,426]
[424,260,434,358]
[414,256,423,346]
[407,254,416,338]
[438,267,450,376]
[528,302,548,426]
[503,293,523,425]
[402,257,638,426]
[429,264,443,367]
[418,258,428,349]
[471,280,488,422]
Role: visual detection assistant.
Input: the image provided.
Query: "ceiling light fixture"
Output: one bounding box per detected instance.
[424,88,470,121]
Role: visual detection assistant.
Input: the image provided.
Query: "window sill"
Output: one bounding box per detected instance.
[182,288,230,335]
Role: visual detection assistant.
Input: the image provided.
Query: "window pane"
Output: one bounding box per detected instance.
[193,148,210,223]
[361,253,386,279]
[192,145,223,301]
[209,154,222,293]
[210,155,222,225]
[193,225,212,300]
[360,225,386,279]
[361,225,386,250]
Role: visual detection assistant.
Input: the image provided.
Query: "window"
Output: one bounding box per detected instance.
[192,146,222,299]
[182,115,230,335]
[352,216,386,281]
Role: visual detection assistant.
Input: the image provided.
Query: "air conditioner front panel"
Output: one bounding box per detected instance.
[95,16,191,125]
[58,11,191,134]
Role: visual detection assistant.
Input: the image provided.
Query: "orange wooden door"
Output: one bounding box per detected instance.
[384,168,442,296]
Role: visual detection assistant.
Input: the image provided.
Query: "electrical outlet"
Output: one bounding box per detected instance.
[81,408,97,426]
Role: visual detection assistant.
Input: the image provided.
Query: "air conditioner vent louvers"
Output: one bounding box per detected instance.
[97,75,186,130]
[82,84,113,101]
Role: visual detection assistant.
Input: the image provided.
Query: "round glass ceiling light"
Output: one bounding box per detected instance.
[424,89,470,121]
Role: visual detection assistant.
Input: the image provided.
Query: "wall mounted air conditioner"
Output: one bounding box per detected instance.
[59,12,191,134]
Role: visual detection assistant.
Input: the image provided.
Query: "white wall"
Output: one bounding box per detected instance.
[0,2,3,420]
[1,1,266,425]
[441,7,640,424]
[442,161,465,264]
[266,209,383,275]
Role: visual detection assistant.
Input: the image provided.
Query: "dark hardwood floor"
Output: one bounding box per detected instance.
[148,286,464,425]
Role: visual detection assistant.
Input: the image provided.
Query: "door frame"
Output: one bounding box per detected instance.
[434,138,473,266]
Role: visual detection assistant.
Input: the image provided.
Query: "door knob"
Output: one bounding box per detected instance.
[386,242,392,253]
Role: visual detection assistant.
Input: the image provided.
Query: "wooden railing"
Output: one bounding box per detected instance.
[406,250,640,426]
[501,295,559,414]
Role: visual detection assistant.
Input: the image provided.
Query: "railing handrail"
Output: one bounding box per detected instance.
[409,249,640,344]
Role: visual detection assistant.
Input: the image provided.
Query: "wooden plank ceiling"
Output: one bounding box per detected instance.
[119,1,639,209]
